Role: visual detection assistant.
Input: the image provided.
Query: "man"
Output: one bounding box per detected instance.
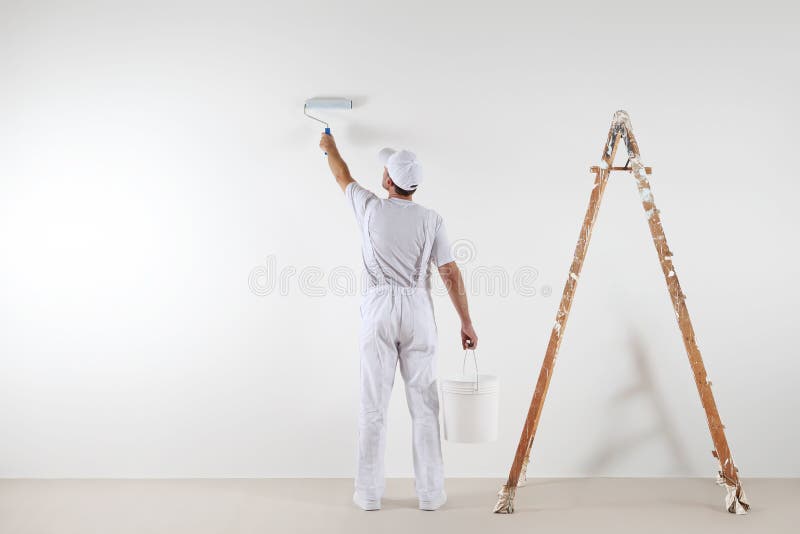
[320,133,478,512]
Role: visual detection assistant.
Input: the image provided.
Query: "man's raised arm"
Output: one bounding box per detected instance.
[320,133,356,193]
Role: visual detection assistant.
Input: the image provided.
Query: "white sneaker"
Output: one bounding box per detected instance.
[418,491,447,511]
[353,492,381,511]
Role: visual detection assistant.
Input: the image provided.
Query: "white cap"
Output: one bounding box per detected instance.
[378,148,423,191]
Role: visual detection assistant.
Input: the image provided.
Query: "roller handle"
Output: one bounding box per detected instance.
[324,127,331,156]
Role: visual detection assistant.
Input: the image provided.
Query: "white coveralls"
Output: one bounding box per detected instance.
[345,182,453,508]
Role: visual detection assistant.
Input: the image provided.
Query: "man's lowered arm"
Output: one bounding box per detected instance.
[438,260,478,349]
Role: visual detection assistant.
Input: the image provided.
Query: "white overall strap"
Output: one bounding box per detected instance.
[410,210,438,289]
[362,201,388,286]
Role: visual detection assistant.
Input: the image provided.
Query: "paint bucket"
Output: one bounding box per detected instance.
[441,350,498,443]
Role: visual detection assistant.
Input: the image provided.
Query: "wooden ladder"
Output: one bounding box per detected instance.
[493,111,749,515]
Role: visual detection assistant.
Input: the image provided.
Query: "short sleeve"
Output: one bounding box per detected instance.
[431,216,455,267]
[344,182,378,227]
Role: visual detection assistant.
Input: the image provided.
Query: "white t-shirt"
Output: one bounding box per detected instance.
[345,182,454,289]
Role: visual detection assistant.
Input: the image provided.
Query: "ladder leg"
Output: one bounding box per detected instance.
[630,159,749,514]
[493,133,621,514]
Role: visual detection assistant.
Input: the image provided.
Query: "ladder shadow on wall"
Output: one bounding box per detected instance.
[581,326,693,476]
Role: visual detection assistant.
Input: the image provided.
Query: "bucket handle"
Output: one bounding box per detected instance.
[462,348,480,391]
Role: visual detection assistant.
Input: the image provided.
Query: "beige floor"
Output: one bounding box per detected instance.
[0,477,796,534]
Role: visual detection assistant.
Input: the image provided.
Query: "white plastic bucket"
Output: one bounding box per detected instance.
[441,350,498,443]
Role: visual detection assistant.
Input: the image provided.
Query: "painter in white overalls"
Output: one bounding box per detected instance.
[319,134,478,512]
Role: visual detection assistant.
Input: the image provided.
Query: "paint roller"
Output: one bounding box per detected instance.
[303,97,352,155]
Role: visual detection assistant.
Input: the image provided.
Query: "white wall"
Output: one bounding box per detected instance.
[1,0,798,478]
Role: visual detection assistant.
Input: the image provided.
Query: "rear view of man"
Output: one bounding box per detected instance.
[319,134,478,511]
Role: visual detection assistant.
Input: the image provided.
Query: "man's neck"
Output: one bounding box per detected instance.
[388,192,414,201]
